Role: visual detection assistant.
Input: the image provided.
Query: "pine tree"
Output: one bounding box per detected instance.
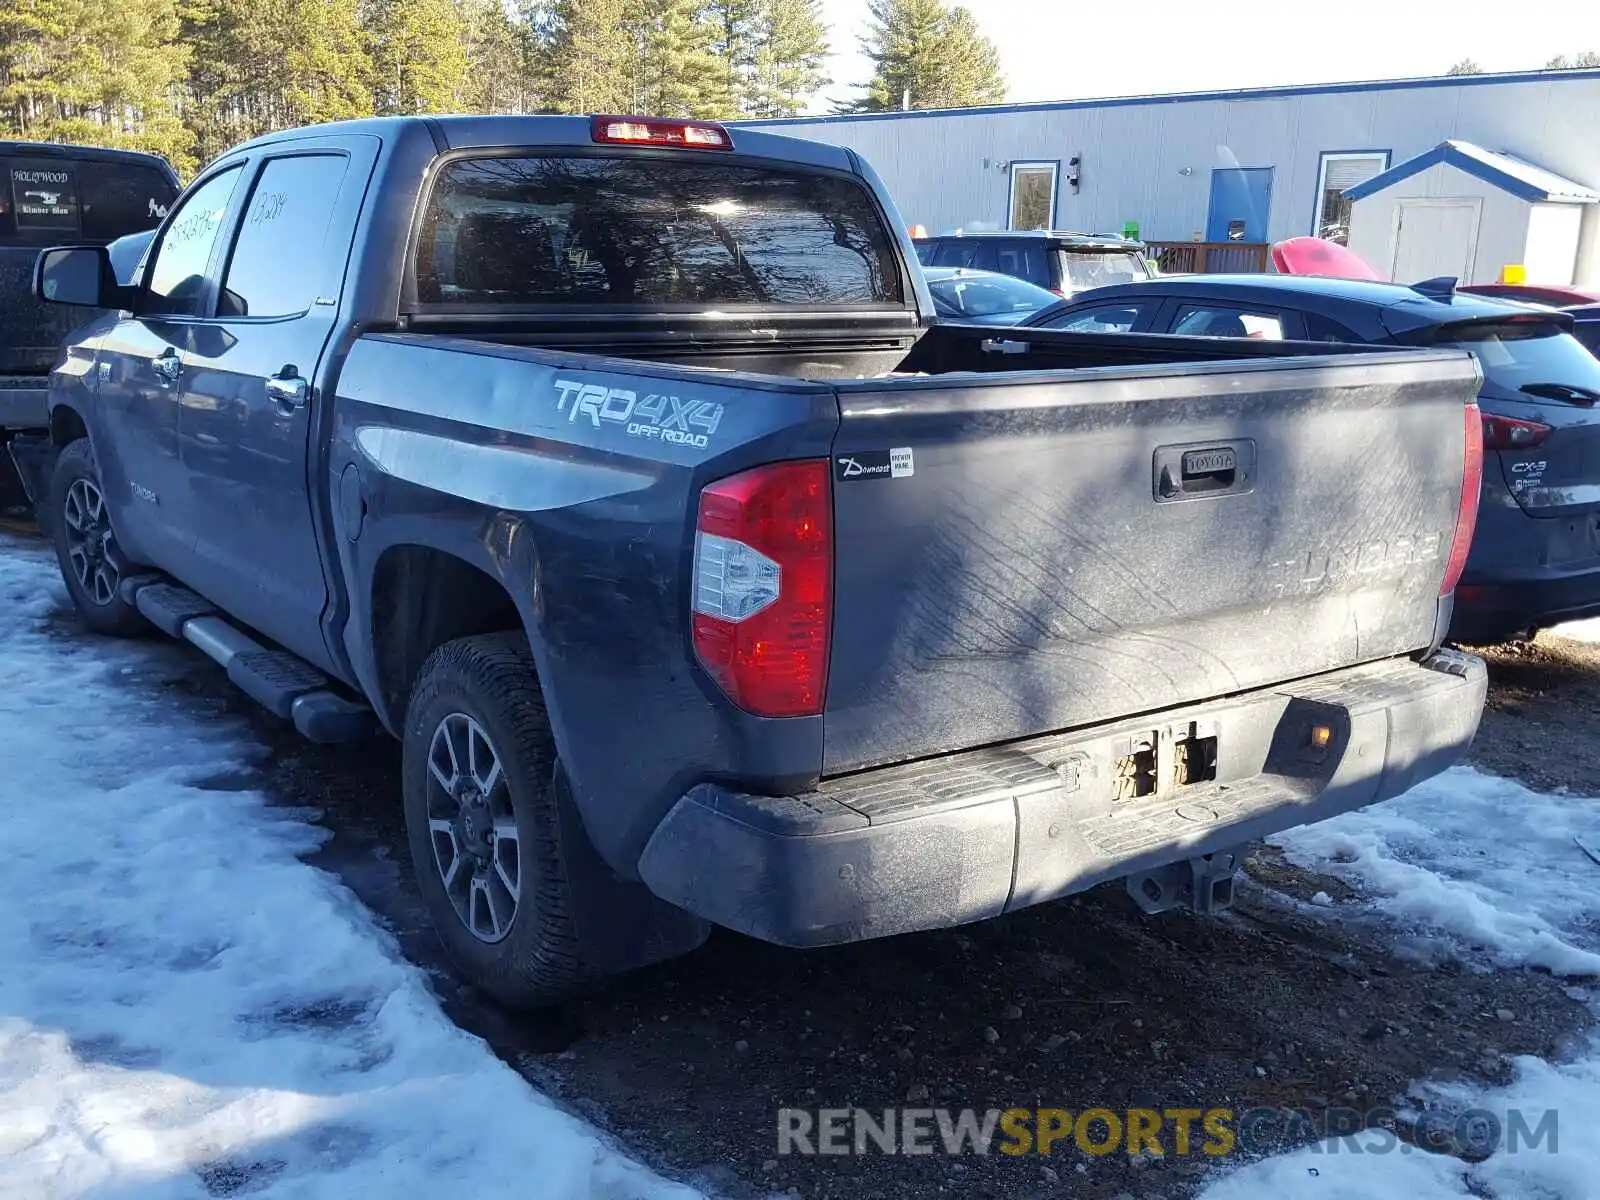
[185,0,370,163]
[705,0,759,115]
[366,0,471,114]
[1446,58,1484,76]
[1547,50,1600,69]
[843,0,1003,113]
[746,0,828,117]
[459,0,538,113]
[545,0,633,114]
[627,0,733,118]
[0,0,196,170]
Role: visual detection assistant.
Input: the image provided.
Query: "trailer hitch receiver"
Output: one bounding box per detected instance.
[1126,849,1241,916]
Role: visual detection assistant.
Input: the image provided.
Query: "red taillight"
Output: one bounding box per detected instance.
[1481,413,1551,450]
[691,461,832,717]
[1441,402,1484,597]
[591,115,732,150]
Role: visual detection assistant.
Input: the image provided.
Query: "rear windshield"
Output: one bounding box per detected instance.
[415,155,904,308]
[0,156,177,244]
[1059,250,1149,294]
[1445,323,1600,395]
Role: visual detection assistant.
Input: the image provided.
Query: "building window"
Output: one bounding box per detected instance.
[1313,151,1389,243]
[1009,161,1058,231]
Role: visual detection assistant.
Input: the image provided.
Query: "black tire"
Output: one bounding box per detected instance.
[50,439,145,637]
[402,632,596,1008]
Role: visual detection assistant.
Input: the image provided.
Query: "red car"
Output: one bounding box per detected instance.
[1458,283,1600,307]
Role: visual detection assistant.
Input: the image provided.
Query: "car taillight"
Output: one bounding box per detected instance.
[1481,413,1551,450]
[591,115,732,150]
[1441,402,1484,597]
[691,461,832,717]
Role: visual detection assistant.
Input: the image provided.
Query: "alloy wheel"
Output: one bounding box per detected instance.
[62,478,120,606]
[425,712,521,943]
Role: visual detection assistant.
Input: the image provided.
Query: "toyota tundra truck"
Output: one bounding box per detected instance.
[29,114,1488,1008]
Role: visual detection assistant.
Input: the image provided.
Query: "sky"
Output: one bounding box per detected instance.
[813,0,1600,113]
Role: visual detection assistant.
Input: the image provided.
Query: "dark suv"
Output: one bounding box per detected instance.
[913,230,1153,297]
[2,141,181,507]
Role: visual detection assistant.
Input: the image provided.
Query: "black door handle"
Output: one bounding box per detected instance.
[1154,440,1256,502]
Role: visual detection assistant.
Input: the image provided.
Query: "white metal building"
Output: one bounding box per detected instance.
[739,68,1600,284]
[1344,140,1600,285]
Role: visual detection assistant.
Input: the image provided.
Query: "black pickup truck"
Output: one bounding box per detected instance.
[28,114,1489,1007]
[1,141,179,508]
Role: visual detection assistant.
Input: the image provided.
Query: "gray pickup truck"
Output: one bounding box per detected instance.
[29,114,1488,1008]
[0,141,178,508]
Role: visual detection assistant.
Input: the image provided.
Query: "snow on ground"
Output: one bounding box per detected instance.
[1550,618,1600,645]
[0,535,701,1199]
[1200,766,1600,1199]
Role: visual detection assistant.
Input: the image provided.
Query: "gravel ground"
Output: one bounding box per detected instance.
[13,519,1600,1198]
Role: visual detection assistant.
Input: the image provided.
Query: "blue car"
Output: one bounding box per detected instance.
[1024,274,1600,643]
[923,265,1062,325]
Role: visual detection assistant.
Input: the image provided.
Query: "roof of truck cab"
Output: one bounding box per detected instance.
[0,140,177,176]
[1052,273,1539,338]
[227,114,858,174]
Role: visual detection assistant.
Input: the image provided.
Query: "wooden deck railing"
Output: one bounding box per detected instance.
[1146,241,1270,275]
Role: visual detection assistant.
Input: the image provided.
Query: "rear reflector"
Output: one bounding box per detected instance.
[692,461,832,717]
[591,115,732,150]
[1481,413,1551,450]
[1441,402,1483,598]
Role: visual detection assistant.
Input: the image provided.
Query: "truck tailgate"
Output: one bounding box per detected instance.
[822,350,1481,774]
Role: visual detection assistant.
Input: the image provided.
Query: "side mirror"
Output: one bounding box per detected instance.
[33,245,133,310]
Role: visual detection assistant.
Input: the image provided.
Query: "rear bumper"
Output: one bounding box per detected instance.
[0,379,49,429]
[1452,571,1600,641]
[638,652,1486,948]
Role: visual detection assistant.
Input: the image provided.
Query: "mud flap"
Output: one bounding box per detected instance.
[4,433,54,519]
[1125,848,1242,916]
[553,765,710,973]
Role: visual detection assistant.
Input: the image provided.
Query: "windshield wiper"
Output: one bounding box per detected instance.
[1519,382,1600,404]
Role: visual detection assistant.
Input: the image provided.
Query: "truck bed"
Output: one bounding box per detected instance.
[339,323,1479,783]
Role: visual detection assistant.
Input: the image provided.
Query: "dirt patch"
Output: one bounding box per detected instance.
[1465,632,1600,796]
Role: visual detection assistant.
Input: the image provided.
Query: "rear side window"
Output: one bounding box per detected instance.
[0,157,177,243]
[930,240,981,268]
[218,155,350,319]
[416,156,904,307]
[1173,303,1286,340]
[1302,311,1365,343]
[80,165,178,239]
[987,241,1050,288]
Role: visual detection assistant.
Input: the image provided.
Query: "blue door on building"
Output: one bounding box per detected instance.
[1206,167,1274,242]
